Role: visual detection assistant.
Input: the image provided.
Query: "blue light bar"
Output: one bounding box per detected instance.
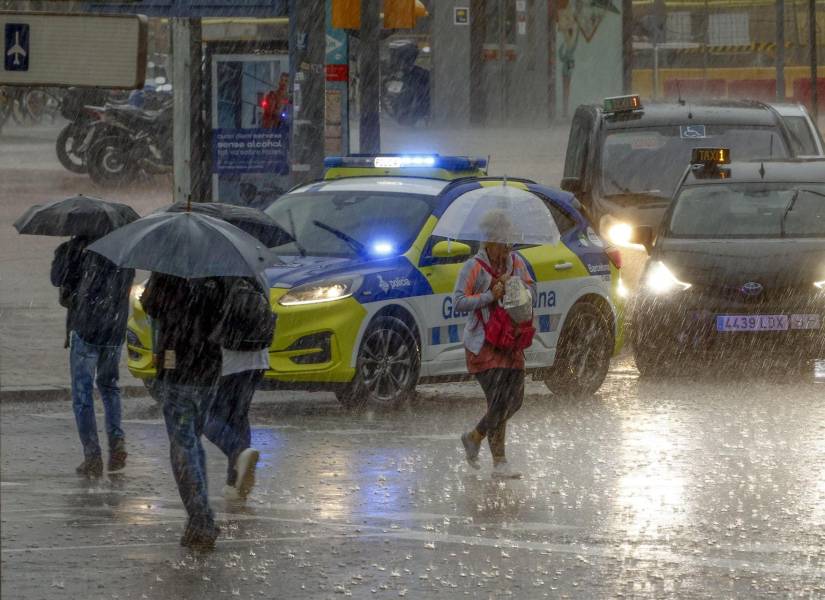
[324,154,488,172]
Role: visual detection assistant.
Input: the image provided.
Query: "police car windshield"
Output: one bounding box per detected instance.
[265,191,435,257]
[601,126,789,199]
[669,183,825,238]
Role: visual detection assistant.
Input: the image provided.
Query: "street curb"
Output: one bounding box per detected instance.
[0,385,148,403]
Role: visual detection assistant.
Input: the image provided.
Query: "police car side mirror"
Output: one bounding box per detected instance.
[561,177,582,194]
[432,240,472,259]
[630,226,654,254]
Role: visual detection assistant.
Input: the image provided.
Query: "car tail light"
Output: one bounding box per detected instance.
[606,246,622,269]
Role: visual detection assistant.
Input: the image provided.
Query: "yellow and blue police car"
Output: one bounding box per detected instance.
[126,155,626,409]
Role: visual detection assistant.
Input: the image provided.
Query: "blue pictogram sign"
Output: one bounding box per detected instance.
[4,23,29,72]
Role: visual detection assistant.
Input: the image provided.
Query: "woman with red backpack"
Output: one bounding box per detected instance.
[454,210,537,479]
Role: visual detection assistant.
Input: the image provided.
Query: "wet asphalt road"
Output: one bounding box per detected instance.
[3,357,825,600]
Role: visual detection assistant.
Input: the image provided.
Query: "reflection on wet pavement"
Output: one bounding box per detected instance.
[2,360,825,598]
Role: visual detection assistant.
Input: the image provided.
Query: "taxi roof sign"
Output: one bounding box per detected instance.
[603,94,642,114]
[691,147,731,166]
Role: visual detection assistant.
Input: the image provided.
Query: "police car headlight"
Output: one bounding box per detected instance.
[644,261,692,295]
[279,276,362,306]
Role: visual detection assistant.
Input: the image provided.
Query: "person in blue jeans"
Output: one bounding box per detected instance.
[141,273,226,551]
[52,239,134,477]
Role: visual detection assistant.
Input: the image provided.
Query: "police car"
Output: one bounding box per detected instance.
[562,95,823,247]
[630,149,825,376]
[127,155,626,408]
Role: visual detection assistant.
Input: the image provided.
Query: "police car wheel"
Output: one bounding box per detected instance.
[337,316,420,411]
[544,302,613,397]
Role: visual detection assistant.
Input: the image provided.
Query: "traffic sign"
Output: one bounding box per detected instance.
[0,12,147,88]
[4,23,29,72]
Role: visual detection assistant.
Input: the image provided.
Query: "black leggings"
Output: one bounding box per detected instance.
[474,368,525,459]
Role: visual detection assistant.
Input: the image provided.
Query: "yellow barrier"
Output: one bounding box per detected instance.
[633,66,825,99]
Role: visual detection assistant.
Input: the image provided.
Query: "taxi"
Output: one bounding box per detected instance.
[630,149,825,376]
[127,155,626,409]
[562,94,822,248]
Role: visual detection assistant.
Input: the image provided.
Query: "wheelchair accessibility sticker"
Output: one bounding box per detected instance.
[680,125,706,139]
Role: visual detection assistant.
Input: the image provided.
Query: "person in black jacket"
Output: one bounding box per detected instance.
[51,238,135,478]
[140,273,226,551]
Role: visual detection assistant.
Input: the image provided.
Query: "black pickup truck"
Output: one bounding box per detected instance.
[560,95,824,247]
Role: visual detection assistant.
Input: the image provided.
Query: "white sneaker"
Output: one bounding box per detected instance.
[491,461,522,479]
[223,484,242,501]
[234,448,260,499]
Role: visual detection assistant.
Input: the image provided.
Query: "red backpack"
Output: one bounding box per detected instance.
[475,257,536,352]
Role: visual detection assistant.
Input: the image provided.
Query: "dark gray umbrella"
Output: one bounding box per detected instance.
[86,211,272,279]
[13,194,139,237]
[158,201,292,247]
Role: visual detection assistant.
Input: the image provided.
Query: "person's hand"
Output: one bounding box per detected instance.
[492,280,505,300]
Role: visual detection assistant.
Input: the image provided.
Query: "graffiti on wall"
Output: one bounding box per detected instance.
[556,0,620,116]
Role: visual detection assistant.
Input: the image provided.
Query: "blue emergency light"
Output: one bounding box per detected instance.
[323,154,488,172]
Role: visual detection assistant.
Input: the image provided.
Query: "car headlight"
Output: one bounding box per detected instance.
[815,280,825,290]
[600,215,642,249]
[279,276,362,306]
[644,261,691,294]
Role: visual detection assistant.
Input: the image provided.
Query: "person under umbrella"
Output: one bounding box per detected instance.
[87,210,272,550]
[453,209,537,478]
[432,185,557,479]
[158,202,282,503]
[14,194,139,477]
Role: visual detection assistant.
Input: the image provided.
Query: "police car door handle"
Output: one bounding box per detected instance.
[554,262,573,271]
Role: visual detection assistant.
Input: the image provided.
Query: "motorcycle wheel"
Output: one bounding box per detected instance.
[55,124,88,174]
[87,135,137,187]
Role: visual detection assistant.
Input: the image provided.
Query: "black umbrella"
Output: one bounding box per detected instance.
[86,211,272,279]
[14,194,139,237]
[158,201,292,247]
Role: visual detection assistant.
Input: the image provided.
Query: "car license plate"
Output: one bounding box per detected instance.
[790,314,822,330]
[716,314,789,332]
[387,81,403,93]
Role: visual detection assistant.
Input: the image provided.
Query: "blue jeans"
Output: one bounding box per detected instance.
[69,331,124,459]
[159,380,216,524]
[203,370,263,486]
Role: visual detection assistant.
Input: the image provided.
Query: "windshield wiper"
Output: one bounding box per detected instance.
[286,209,307,257]
[312,220,367,257]
[780,189,800,238]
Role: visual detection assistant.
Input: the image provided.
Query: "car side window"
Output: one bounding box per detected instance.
[782,116,818,156]
[547,204,577,235]
[563,108,593,180]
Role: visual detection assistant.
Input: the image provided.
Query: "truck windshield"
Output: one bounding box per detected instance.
[601,126,789,199]
[669,183,825,238]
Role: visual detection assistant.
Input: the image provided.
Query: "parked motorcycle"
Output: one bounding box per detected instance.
[55,88,113,173]
[381,41,430,126]
[85,101,173,187]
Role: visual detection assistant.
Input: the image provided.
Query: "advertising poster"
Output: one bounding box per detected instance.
[211,53,291,206]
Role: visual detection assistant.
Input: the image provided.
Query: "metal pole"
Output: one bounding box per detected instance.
[776,0,786,101]
[622,0,632,94]
[653,43,659,100]
[810,0,819,122]
[290,0,326,183]
[171,18,193,205]
[358,0,381,153]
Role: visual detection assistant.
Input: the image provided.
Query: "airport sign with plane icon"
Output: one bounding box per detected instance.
[4,23,29,72]
[0,13,146,87]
